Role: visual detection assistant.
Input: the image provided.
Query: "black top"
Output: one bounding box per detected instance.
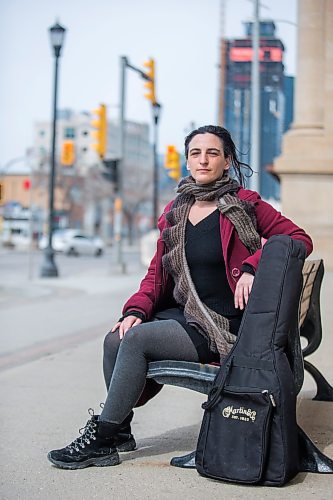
[154,209,243,363]
[185,209,239,316]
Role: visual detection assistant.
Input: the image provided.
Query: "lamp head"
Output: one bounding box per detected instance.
[49,21,66,57]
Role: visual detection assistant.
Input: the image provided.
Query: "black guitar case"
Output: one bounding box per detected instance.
[196,235,307,486]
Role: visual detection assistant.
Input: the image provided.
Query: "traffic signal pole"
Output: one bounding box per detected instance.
[116,56,161,270]
[152,103,161,228]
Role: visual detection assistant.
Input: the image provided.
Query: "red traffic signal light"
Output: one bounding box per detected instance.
[23,179,31,190]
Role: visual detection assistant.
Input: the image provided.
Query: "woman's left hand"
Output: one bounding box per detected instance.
[234,272,254,310]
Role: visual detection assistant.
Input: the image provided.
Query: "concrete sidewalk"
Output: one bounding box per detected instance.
[0,254,145,362]
[0,263,332,499]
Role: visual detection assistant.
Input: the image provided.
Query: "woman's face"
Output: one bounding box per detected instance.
[187,133,230,185]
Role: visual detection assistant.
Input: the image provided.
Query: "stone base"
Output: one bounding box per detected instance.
[278,174,333,270]
[275,129,333,175]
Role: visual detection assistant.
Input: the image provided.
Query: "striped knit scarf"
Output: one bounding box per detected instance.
[162,175,261,358]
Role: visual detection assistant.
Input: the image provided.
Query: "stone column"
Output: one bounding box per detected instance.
[293,0,325,131]
[324,0,333,134]
[274,0,333,268]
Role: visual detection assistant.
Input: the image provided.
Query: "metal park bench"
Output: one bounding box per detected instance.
[300,260,333,400]
[146,259,333,473]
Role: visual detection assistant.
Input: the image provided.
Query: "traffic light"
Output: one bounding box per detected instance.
[23,179,31,190]
[61,140,75,166]
[143,58,156,105]
[102,159,119,191]
[165,145,181,181]
[91,104,107,158]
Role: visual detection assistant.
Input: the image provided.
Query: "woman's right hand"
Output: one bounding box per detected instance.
[111,315,143,339]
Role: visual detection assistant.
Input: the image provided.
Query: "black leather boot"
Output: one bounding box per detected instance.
[113,410,136,452]
[47,409,120,470]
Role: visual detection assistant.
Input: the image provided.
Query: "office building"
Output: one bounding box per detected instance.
[221,21,294,200]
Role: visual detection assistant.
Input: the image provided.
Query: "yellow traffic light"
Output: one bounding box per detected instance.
[91,104,107,158]
[61,140,75,166]
[165,145,181,181]
[143,58,156,105]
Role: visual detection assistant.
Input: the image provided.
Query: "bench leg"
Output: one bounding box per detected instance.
[170,428,333,474]
[170,450,196,469]
[304,360,333,401]
[298,426,333,473]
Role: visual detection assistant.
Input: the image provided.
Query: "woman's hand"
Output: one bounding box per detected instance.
[234,272,254,310]
[111,315,142,339]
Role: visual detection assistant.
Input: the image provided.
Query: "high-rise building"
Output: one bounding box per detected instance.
[221,21,294,200]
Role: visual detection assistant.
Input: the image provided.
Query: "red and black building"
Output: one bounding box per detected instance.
[221,21,293,200]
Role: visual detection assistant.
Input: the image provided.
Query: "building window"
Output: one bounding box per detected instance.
[64,127,75,139]
[264,50,271,61]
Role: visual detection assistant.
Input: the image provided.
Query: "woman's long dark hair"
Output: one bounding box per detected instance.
[184,125,253,186]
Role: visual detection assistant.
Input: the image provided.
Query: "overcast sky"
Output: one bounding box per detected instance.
[0,0,297,166]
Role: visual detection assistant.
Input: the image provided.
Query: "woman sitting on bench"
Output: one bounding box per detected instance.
[48,125,313,470]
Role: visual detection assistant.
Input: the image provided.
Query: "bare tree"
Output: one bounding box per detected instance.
[123,161,153,244]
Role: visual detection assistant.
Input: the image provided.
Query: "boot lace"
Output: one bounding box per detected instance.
[67,408,97,454]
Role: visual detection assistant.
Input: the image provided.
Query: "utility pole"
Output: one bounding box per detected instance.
[114,55,127,274]
[217,0,227,126]
[250,0,260,192]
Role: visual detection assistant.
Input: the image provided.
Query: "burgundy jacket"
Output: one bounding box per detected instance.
[123,188,313,321]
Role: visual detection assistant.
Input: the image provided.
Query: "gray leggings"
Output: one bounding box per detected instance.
[101,319,199,424]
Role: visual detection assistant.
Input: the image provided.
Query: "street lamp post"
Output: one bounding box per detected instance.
[40,21,66,277]
[152,103,161,228]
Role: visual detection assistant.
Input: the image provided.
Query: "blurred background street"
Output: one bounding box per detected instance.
[0,244,143,365]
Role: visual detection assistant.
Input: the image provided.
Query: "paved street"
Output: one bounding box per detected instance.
[0,246,333,499]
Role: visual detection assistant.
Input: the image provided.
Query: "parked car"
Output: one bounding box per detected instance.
[38,229,104,256]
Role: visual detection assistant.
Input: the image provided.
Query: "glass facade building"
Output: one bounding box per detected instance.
[222,21,294,200]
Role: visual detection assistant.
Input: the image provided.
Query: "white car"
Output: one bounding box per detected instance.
[39,229,104,256]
